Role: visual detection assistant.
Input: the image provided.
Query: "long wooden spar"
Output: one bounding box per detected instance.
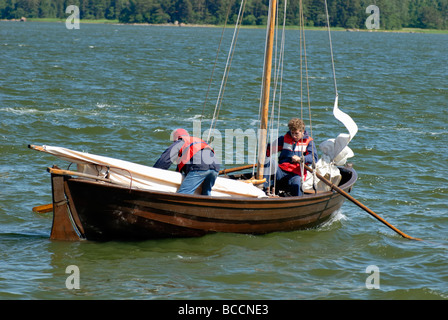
[256,0,277,181]
[303,164,421,241]
[219,162,421,241]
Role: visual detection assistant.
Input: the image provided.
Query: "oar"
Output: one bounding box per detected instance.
[33,203,53,214]
[303,164,421,241]
[219,164,256,175]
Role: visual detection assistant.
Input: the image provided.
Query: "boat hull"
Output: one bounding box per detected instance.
[50,167,357,241]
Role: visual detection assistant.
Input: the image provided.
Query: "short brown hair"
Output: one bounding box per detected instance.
[288,118,305,132]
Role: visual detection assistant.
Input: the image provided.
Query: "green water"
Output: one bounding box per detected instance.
[0,21,447,300]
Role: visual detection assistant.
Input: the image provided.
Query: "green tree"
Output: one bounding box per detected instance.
[417,5,444,28]
[243,13,256,25]
[1,0,446,30]
[1,0,17,19]
[173,0,193,23]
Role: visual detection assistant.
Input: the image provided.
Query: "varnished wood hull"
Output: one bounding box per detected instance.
[50,167,357,241]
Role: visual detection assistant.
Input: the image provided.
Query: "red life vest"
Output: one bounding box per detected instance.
[176,136,213,172]
[278,132,313,176]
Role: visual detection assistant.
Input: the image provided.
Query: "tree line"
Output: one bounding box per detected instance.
[1,0,447,30]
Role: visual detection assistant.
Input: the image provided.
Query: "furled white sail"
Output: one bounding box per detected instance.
[303,96,357,192]
[332,95,358,159]
[38,145,267,198]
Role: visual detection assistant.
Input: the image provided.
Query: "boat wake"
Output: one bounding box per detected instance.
[320,209,347,230]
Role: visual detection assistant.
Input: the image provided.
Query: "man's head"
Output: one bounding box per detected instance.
[288,118,305,142]
[171,128,189,141]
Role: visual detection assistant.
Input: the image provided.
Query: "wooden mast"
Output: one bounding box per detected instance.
[257,0,277,180]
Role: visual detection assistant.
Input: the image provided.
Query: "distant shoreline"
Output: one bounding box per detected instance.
[2,18,447,34]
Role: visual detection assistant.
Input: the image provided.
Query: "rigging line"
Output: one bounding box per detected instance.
[271,0,284,127]
[207,0,246,143]
[274,0,288,190]
[298,0,316,173]
[267,0,279,186]
[299,0,302,120]
[252,0,272,177]
[268,0,287,188]
[213,2,246,132]
[268,0,279,150]
[200,0,234,122]
[258,0,281,182]
[299,0,304,121]
[298,1,305,178]
[299,0,312,141]
[324,0,338,96]
[210,1,246,144]
[298,1,309,127]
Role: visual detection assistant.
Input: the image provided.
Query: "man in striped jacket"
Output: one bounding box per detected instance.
[266,118,318,196]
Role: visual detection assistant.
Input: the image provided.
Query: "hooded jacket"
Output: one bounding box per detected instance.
[154,137,220,174]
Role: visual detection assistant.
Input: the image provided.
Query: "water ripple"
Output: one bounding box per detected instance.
[1,22,447,300]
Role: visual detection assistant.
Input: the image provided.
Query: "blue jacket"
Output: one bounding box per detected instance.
[267,131,318,167]
[154,139,220,174]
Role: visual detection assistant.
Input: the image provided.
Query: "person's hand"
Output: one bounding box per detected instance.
[292,155,301,163]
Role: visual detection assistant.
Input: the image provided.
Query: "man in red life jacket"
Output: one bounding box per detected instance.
[266,118,318,196]
[153,128,220,195]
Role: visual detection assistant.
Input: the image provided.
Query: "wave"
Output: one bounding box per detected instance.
[0,107,73,115]
[320,209,347,230]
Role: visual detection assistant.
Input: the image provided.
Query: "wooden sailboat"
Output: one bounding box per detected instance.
[29,0,358,241]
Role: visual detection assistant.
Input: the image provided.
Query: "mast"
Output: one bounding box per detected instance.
[256,0,277,180]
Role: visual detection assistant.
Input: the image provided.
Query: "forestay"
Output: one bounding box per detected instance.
[302,0,359,192]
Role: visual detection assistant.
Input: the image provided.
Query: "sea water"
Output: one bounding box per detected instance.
[0,22,447,300]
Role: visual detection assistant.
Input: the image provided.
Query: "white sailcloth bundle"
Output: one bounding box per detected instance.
[303,96,358,192]
[40,145,267,198]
